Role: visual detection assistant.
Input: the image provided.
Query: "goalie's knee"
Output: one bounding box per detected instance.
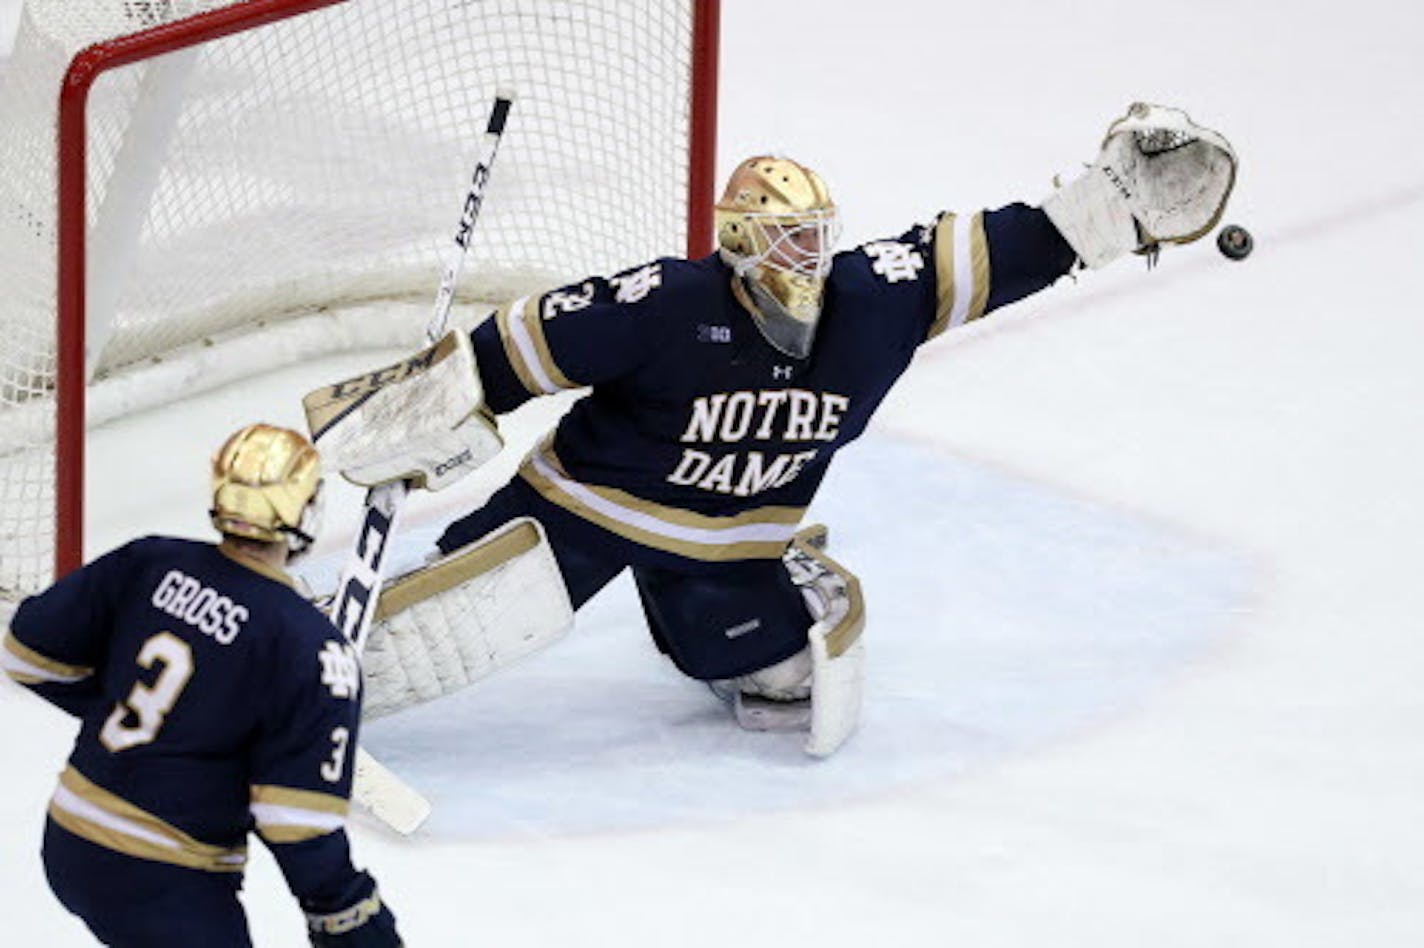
[717,525,865,757]
[361,518,573,719]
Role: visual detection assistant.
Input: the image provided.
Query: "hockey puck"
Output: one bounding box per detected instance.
[1217,224,1254,261]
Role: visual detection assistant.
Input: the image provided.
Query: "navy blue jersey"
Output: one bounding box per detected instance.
[3,537,369,906]
[469,203,1073,570]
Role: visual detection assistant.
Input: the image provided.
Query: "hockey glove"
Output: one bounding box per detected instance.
[305,872,402,947]
[1043,102,1237,268]
[302,329,502,492]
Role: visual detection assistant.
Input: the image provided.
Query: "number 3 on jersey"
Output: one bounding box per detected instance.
[100,632,194,752]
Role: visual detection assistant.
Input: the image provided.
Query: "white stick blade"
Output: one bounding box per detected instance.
[353,747,431,835]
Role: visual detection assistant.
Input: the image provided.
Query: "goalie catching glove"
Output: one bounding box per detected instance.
[1043,102,1237,269]
[302,330,502,491]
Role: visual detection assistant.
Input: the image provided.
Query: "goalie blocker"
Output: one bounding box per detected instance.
[303,329,502,491]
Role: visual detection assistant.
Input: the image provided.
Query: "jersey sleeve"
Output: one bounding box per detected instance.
[249,615,369,908]
[923,202,1077,341]
[472,260,676,413]
[1,541,136,716]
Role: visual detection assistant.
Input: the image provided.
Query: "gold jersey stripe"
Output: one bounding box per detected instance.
[496,294,579,396]
[789,529,866,658]
[518,440,804,561]
[928,211,991,340]
[375,520,541,620]
[50,766,246,873]
[250,801,347,844]
[249,788,347,844]
[2,632,93,683]
[257,824,337,844]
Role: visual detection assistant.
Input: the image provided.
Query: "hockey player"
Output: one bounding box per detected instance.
[309,103,1237,755]
[1,424,401,947]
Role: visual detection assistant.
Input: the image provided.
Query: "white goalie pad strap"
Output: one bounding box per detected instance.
[1044,102,1237,269]
[361,518,573,719]
[302,330,503,491]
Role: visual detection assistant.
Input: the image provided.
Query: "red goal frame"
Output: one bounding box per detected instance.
[51,0,721,579]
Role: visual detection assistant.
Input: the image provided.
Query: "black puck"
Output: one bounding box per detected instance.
[1217,224,1254,261]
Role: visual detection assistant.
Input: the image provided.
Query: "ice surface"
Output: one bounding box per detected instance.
[3,1,1422,945]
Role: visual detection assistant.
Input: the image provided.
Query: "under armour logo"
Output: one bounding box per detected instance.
[773,365,794,380]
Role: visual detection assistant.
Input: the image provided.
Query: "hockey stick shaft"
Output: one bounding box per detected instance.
[331,92,513,657]
[426,94,512,343]
[330,93,513,833]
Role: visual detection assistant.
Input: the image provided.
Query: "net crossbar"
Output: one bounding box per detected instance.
[0,0,719,599]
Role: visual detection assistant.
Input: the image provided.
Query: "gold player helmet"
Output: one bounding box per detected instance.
[715,155,840,359]
[210,423,323,555]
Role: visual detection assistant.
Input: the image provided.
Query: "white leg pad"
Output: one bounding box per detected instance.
[719,526,865,756]
[790,532,866,758]
[361,518,572,719]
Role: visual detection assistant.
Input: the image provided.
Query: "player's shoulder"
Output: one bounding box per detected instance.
[112,533,205,559]
[80,533,211,581]
[831,219,937,292]
[601,253,726,309]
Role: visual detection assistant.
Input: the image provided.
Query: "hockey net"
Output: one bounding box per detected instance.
[0,0,718,604]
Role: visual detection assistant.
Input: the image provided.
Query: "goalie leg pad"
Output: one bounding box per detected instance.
[303,329,502,491]
[789,529,866,757]
[361,518,573,719]
[718,525,865,756]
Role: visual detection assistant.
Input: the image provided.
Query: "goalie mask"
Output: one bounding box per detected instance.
[210,423,323,556]
[716,156,840,359]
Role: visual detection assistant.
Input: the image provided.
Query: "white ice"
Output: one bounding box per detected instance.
[3,1,1423,946]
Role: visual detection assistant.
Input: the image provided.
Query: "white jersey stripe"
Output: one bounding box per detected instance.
[251,802,346,833]
[505,295,561,394]
[1,648,80,683]
[529,451,798,547]
[52,783,182,851]
[948,212,978,330]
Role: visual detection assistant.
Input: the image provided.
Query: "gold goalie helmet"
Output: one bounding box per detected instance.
[210,423,323,556]
[715,155,840,359]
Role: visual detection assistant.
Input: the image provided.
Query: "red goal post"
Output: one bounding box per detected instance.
[0,0,720,602]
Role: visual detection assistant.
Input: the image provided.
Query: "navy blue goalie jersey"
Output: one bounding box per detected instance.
[2,536,368,904]
[469,203,1074,570]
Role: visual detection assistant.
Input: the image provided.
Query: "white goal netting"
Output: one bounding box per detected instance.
[0,0,708,600]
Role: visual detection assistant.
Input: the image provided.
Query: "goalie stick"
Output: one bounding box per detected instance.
[330,92,513,835]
